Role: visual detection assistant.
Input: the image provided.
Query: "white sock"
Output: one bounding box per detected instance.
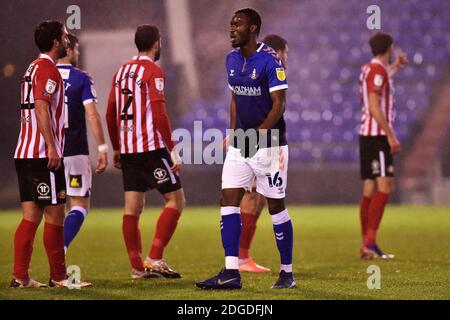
[281,264,293,273]
[225,256,239,270]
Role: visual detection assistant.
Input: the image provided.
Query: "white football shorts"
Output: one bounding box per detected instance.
[64,155,92,197]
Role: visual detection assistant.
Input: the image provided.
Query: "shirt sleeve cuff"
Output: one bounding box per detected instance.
[83,98,97,106]
[269,84,288,93]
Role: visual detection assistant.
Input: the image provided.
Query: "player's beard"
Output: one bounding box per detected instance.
[154,48,161,62]
[57,43,67,59]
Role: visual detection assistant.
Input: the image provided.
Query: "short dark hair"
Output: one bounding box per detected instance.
[34,20,64,52]
[67,33,78,50]
[235,8,262,36]
[135,25,160,52]
[369,32,393,56]
[263,34,287,52]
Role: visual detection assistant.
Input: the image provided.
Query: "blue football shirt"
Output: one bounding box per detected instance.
[226,42,288,146]
[57,64,97,157]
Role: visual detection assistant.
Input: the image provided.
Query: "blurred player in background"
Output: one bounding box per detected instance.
[57,34,108,253]
[359,32,407,260]
[197,9,296,290]
[106,25,185,280]
[238,34,289,273]
[12,21,90,288]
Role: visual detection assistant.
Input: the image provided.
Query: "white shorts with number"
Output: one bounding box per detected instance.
[221,146,288,199]
[64,155,92,197]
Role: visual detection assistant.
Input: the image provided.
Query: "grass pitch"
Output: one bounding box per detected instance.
[0,206,449,300]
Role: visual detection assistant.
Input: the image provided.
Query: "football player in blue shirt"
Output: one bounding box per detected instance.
[57,34,108,253]
[197,8,296,290]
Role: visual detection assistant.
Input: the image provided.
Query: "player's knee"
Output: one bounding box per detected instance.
[220,191,243,207]
[267,199,286,215]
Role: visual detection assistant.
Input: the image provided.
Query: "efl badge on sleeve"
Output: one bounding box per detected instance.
[374,74,383,87]
[154,78,164,93]
[276,68,286,81]
[45,79,57,94]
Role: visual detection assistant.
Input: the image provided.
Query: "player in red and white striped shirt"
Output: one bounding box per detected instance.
[358,32,408,260]
[12,21,90,288]
[106,25,185,280]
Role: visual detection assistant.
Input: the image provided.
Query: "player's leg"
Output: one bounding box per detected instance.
[63,155,92,252]
[363,136,395,259]
[196,146,253,289]
[359,179,376,258]
[145,188,185,278]
[123,191,148,276]
[11,201,46,288]
[239,190,270,272]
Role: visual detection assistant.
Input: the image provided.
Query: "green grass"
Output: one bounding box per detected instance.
[0,206,449,300]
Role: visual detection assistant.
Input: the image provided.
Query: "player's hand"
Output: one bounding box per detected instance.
[394,52,408,69]
[47,145,61,170]
[113,150,122,170]
[388,134,401,155]
[170,147,182,174]
[95,152,108,174]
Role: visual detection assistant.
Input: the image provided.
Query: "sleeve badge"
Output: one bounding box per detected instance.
[276,68,286,81]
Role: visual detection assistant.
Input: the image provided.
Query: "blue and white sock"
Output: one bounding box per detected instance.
[220,206,242,270]
[63,206,88,251]
[271,209,293,272]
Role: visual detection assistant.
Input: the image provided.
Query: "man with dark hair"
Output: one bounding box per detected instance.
[12,21,91,288]
[197,10,296,290]
[57,34,108,253]
[238,34,288,274]
[359,31,407,260]
[106,24,185,280]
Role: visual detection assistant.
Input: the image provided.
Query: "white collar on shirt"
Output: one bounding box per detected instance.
[39,53,55,64]
[133,55,153,62]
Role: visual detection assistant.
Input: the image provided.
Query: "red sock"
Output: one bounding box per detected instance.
[13,219,39,280]
[43,223,66,281]
[364,192,389,246]
[359,196,372,242]
[239,212,260,259]
[123,215,144,271]
[149,208,181,260]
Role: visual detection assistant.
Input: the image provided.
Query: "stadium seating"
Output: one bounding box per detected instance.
[183,0,450,164]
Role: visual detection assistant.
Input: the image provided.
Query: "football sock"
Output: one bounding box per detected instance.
[43,222,67,281]
[359,196,372,242]
[239,211,260,260]
[221,206,242,270]
[272,209,293,270]
[149,207,181,260]
[63,206,87,250]
[122,214,144,271]
[13,219,39,280]
[365,192,389,246]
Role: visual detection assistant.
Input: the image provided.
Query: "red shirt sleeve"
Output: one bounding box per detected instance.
[148,66,166,103]
[106,76,120,151]
[33,63,61,104]
[366,65,387,96]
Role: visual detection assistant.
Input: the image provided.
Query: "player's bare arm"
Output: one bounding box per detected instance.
[34,99,61,169]
[388,51,408,77]
[257,89,286,130]
[85,102,108,173]
[106,84,121,170]
[368,92,401,154]
[224,92,237,150]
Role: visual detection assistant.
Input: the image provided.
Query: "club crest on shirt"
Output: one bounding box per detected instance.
[155,77,164,93]
[276,68,286,81]
[229,69,235,77]
[45,79,57,94]
[250,68,258,80]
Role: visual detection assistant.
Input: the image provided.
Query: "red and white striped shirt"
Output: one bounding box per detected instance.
[14,54,65,159]
[106,55,175,154]
[359,58,395,136]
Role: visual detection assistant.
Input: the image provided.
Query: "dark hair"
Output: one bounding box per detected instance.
[34,20,64,52]
[369,32,393,56]
[235,8,262,36]
[135,24,160,52]
[263,34,287,52]
[67,33,78,50]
